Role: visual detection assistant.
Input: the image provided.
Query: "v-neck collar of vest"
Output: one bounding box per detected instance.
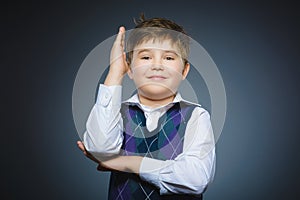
[122,92,201,113]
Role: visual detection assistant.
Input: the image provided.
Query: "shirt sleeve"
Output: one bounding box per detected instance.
[139,107,216,196]
[83,84,124,160]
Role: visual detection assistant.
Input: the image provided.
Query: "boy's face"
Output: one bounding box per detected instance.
[128,39,190,101]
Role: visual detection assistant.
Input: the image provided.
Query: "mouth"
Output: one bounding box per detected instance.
[147,75,167,81]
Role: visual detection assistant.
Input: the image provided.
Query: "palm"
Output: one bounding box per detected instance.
[110,26,128,76]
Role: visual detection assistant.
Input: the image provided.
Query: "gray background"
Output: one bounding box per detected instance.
[3,1,300,199]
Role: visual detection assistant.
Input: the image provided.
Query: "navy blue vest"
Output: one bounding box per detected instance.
[108,102,203,200]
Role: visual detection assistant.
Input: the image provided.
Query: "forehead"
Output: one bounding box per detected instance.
[133,39,181,53]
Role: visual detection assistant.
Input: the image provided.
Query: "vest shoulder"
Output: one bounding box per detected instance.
[179,101,210,115]
[179,100,201,108]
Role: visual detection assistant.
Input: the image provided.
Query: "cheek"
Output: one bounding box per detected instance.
[131,66,147,79]
[167,63,185,76]
[132,61,152,72]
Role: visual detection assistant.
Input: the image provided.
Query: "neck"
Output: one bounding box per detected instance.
[138,93,176,108]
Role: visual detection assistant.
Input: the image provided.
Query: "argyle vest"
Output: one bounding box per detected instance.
[108,102,202,200]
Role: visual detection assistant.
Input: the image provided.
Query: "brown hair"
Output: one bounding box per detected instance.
[126,13,190,65]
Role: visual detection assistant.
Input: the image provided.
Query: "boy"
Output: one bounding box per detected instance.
[78,15,215,200]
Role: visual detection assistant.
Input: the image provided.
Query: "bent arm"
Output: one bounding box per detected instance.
[140,148,215,195]
[92,107,216,195]
[139,108,216,195]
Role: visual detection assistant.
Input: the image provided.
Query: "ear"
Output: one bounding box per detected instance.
[182,62,190,80]
[127,65,133,79]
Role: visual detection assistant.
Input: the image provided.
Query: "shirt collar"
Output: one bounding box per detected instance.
[123,92,183,104]
[123,93,202,115]
[123,92,191,111]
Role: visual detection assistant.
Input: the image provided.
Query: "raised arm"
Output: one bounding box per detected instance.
[83,27,129,160]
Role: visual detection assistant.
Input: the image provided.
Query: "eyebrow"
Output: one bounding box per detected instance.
[136,49,179,56]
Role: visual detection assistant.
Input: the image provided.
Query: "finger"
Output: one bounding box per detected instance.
[123,52,128,66]
[114,26,126,49]
[77,141,84,150]
[119,26,125,32]
[114,26,124,45]
[120,26,125,49]
[77,141,85,152]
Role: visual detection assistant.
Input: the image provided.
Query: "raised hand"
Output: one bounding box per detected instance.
[104,26,129,86]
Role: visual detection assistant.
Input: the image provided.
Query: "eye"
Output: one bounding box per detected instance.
[141,56,150,60]
[165,56,175,60]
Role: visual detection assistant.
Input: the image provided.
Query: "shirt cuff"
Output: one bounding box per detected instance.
[139,157,172,194]
[96,84,122,107]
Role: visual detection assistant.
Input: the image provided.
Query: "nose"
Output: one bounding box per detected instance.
[151,58,164,70]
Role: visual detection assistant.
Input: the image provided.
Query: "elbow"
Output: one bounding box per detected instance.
[188,178,210,195]
[159,169,212,196]
[83,131,122,156]
[164,159,214,195]
[159,178,209,196]
[191,167,215,195]
[190,163,215,195]
[177,172,210,195]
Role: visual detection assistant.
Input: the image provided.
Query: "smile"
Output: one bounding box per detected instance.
[148,75,167,80]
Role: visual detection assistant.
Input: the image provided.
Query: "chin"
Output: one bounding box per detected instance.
[138,85,176,100]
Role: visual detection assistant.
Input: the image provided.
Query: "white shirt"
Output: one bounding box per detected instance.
[83,84,216,196]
